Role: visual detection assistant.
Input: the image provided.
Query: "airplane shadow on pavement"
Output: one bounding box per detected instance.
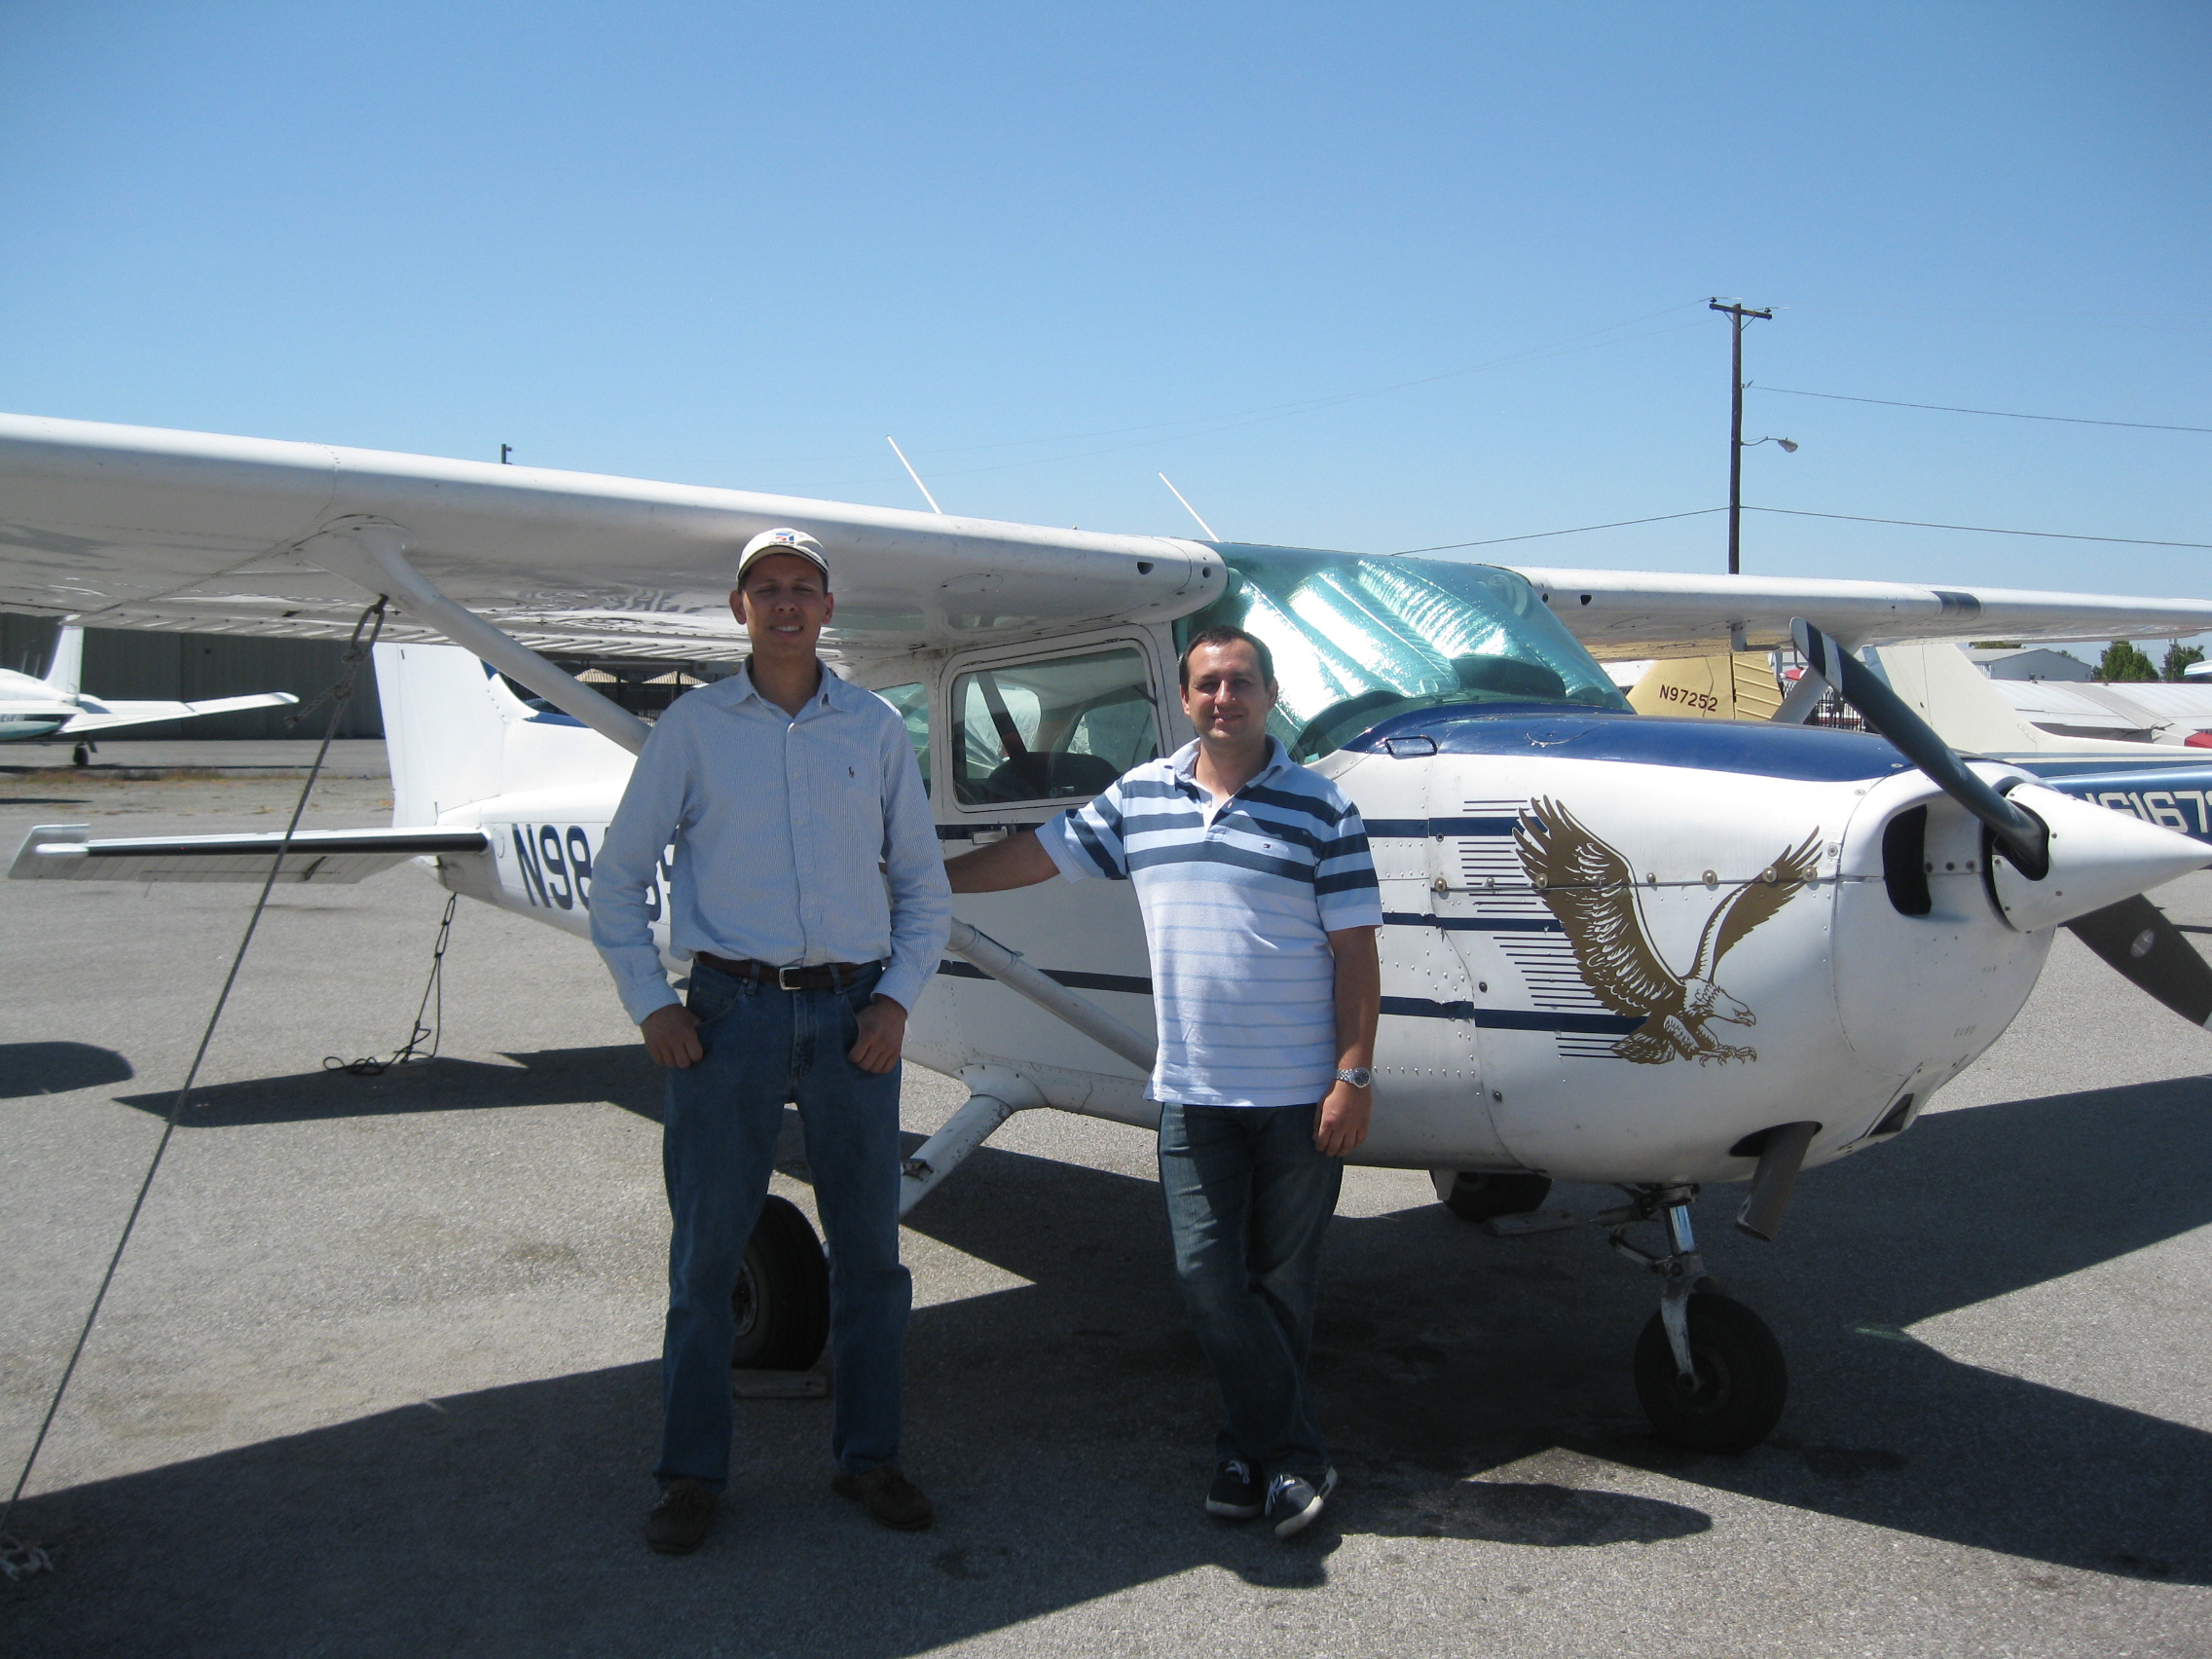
[11,1060,2211,1655]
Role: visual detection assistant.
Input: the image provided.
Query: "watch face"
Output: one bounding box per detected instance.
[1339,1067,1373,1088]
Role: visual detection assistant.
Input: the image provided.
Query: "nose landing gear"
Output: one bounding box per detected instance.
[1487,1183,1789,1451]
[1610,1188,1787,1453]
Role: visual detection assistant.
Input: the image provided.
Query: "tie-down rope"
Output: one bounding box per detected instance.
[0,598,389,1573]
[324,888,458,1076]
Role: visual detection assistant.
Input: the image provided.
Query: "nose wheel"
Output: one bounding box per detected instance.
[1632,1289,1788,1452]
[1611,1188,1787,1453]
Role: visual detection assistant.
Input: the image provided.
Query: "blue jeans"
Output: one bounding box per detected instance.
[656,962,910,1490]
[1156,1100,1344,1482]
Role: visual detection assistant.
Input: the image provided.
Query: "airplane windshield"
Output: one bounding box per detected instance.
[1178,547,1629,758]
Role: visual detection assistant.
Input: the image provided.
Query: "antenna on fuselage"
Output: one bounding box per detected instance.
[1158,473,1218,541]
[885,436,944,514]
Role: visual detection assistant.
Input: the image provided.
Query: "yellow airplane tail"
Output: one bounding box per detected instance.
[1626,653,1783,721]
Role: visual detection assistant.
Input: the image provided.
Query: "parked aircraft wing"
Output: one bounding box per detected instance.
[62,691,301,735]
[1509,567,2212,661]
[0,413,1223,658]
[8,823,490,884]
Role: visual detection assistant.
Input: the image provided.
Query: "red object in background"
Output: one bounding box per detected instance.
[2185,731,2212,749]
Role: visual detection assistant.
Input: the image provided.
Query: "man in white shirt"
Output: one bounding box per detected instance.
[592,528,951,1554]
[943,625,1382,1539]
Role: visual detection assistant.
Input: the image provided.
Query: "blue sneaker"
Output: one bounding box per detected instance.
[1205,1458,1264,1519]
[1265,1466,1338,1539]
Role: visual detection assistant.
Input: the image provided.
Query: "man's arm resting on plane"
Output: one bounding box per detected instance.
[944,829,1061,893]
[1316,925,1381,1158]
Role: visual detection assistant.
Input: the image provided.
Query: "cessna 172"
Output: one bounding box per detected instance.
[8,410,2212,1456]
[0,622,298,761]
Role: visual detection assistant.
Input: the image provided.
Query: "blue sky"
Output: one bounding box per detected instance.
[2,2,2206,621]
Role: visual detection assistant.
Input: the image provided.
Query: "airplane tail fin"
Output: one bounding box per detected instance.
[372,642,636,828]
[42,625,82,698]
[374,643,511,828]
[1625,652,1783,721]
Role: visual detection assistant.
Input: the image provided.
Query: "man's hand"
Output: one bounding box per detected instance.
[642,1003,704,1069]
[849,995,907,1074]
[1314,1080,1371,1159]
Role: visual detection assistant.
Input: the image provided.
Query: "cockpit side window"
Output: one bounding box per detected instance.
[949,646,1158,805]
[874,682,932,795]
[1176,548,1629,757]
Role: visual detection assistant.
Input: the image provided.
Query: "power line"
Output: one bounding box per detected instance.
[1394,507,1725,555]
[1747,504,2212,550]
[1757,386,2212,434]
[1392,501,2212,558]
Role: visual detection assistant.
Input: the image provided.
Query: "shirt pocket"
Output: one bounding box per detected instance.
[817,752,884,838]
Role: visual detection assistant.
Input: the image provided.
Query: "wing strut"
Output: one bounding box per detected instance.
[297,518,653,756]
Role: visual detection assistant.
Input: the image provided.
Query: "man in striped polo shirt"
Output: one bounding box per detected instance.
[945,625,1382,1538]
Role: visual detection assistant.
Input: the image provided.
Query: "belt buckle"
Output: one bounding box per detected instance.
[777,965,807,991]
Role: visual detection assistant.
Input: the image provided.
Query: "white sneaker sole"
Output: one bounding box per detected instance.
[1270,1468,1338,1539]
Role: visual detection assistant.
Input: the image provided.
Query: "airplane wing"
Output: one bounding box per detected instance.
[62,691,300,735]
[9,823,490,884]
[4,412,2201,668]
[1508,568,2212,661]
[0,413,1223,659]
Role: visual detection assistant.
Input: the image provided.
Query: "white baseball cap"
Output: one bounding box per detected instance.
[736,527,830,586]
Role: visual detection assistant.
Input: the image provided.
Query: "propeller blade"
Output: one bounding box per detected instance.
[2066,895,2212,1028]
[1790,619,2049,877]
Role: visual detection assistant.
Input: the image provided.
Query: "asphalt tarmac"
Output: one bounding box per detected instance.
[4,763,2212,1657]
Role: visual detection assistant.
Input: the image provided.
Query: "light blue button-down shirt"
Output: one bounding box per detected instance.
[591,663,951,1026]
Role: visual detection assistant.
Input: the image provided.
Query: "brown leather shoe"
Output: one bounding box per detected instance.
[831,1464,933,1530]
[644,1478,716,1554]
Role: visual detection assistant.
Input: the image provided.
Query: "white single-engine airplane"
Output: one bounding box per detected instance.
[0,623,298,761]
[10,410,2212,1455]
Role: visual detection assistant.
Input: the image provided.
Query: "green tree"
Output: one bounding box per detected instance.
[2162,642,2205,682]
[2098,640,2160,682]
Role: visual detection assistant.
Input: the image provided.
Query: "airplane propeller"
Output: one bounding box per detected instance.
[1790,619,2212,1031]
[1790,620,2047,879]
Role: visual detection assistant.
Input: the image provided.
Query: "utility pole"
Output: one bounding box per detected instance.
[1710,298,1772,575]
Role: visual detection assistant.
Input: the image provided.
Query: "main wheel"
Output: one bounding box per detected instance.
[731,1196,830,1371]
[1442,1171,1553,1224]
[1633,1291,1787,1453]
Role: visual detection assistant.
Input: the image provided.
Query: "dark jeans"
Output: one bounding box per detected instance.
[656,961,909,1491]
[1156,1100,1344,1482]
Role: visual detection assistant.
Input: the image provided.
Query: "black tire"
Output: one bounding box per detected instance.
[1633,1291,1788,1454]
[731,1196,830,1372]
[71,743,90,767]
[1442,1171,1553,1224]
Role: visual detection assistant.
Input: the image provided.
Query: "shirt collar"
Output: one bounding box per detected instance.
[1168,735,1290,794]
[730,658,846,715]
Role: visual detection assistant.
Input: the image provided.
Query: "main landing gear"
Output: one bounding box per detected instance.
[731,1196,830,1372]
[1482,1183,1788,1454]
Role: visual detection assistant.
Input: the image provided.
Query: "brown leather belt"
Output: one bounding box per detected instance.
[692,952,878,990]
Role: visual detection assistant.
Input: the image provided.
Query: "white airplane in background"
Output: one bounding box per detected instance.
[0,622,298,762]
[8,410,2212,1456]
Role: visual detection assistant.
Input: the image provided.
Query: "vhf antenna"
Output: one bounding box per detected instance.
[885,436,944,514]
[1158,473,1219,540]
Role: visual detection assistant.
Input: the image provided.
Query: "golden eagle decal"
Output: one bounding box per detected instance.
[1514,798,1823,1065]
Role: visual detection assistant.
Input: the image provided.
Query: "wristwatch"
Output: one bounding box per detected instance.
[1334,1066,1373,1089]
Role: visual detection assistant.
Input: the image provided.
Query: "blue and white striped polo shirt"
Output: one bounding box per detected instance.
[1039,737,1383,1110]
